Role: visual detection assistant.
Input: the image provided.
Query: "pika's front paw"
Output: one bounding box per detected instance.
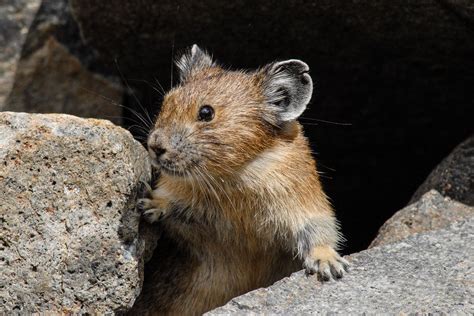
[137,198,164,223]
[303,245,349,282]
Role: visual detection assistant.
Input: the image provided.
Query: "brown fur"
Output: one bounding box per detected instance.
[129,53,347,315]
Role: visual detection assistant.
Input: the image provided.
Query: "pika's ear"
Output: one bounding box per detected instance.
[260,60,313,121]
[176,44,216,82]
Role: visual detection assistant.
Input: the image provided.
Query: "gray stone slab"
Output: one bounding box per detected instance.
[209,219,474,314]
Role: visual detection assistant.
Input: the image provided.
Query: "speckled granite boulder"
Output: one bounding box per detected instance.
[370,190,473,248]
[0,112,155,313]
[209,218,474,314]
[411,135,474,206]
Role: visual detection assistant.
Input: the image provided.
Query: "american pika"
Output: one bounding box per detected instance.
[131,45,348,315]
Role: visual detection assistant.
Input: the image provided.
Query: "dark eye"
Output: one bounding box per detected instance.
[198,105,214,122]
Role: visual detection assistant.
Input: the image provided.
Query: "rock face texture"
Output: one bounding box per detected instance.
[0,0,41,106]
[411,135,474,206]
[370,190,473,248]
[0,112,154,313]
[209,218,474,314]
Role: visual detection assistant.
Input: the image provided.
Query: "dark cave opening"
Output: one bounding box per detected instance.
[73,0,473,255]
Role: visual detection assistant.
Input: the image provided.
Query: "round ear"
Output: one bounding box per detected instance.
[176,44,216,82]
[261,60,313,121]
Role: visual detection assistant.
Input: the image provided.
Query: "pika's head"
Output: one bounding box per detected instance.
[148,44,313,178]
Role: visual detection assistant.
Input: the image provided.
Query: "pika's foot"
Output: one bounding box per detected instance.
[303,245,349,281]
[137,198,164,223]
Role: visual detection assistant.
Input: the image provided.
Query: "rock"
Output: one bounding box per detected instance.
[370,190,473,248]
[0,112,155,313]
[3,37,123,124]
[0,0,41,106]
[410,136,474,206]
[1,0,124,125]
[69,0,474,253]
[208,219,474,314]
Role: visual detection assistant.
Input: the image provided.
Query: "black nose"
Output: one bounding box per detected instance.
[152,146,166,158]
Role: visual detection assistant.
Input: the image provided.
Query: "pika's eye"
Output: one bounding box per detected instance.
[198,105,214,122]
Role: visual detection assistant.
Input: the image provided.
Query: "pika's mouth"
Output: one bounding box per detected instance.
[148,150,184,176]
[160,164,187,177]
[147,147,193,178]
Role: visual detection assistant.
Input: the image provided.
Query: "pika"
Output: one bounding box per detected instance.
[130,45,348,315]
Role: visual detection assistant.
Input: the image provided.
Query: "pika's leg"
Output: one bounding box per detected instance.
[292,215,349,281]
[137,187,173,223]
[303,245,349,281]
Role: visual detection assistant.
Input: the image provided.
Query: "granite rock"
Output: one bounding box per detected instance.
[0,0,41,106]
[411,135,474,206]
[0,112,155,313]
[370,190,473,248]
[209,218,474,314]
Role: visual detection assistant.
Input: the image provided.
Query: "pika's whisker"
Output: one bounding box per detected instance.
[114,59,154,128]
[299,116,352,126]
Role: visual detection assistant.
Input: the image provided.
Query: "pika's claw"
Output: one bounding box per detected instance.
[337,256,350,272]
[142,181,154,196]
[137,198,153,213]
[138,180,154,198]
[303,245,349,281]
[143,208,163,223]
[137,195,168,223]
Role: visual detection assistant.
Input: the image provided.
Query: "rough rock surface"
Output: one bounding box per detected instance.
[209,219,474,314]
[0,0,41,106]
[0,112,155,313]
[370,190,473,248]
[411,135,474,206]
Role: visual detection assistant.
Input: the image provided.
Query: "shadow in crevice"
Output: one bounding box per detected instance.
[116,167,162,314]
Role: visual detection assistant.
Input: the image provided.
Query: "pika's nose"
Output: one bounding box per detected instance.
[148,129,167,158]
[153,147,166,158]
[151,145,166,158]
